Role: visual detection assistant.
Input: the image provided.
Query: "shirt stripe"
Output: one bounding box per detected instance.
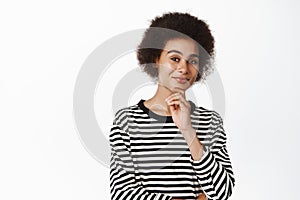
[110,99,235,200]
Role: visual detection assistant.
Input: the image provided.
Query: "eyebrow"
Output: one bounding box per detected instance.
[167,50,199,58]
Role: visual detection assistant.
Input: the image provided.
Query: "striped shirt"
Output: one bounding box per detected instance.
[110,99,235,200]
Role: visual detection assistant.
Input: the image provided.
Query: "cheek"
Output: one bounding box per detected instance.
[157,67,175,82]
[189,64,199,71]
[159,64,175,74]
[192,66,200,75]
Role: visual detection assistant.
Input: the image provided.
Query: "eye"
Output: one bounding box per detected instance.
[170,57,180,62]
[189,59,198,65]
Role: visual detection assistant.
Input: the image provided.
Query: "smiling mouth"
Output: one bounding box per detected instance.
[173,77,189,84]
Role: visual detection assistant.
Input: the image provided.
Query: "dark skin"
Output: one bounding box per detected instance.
[144,38,207,200]
[172,192,207,200]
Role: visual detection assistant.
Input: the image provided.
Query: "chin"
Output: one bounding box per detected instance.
[169,84,190,91]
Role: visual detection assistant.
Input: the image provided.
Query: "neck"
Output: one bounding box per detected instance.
[145,83,175,116]
[156,82,174,100]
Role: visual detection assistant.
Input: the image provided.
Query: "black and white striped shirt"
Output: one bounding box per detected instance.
[110,99,235,200]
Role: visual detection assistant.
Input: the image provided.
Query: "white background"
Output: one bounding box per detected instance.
[1,0,300,199]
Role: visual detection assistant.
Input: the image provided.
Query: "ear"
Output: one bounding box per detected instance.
[152,57,159,68]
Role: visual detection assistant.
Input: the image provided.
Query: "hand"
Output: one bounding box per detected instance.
[171,192,207,200]
[196,193,208,200]
[165,87,192,132]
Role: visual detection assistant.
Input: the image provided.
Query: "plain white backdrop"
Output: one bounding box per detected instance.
[1,0,300,199]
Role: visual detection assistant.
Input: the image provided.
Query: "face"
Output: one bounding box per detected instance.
[155,38,200,92]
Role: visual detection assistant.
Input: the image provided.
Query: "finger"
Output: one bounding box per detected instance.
[169,104,176,113]
[166,95,189,108]
[172,87,186,98]
[165,92,180,101]
[166,99,181,106]
[165,96,178,104]
[167,100,189,114]
[166,93,188,104]
[167,101,189,114]
[172,87,185,93]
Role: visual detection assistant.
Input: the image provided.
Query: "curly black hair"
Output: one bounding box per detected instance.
[137,12,215,82]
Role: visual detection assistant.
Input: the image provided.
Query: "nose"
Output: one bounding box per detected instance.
[177,59,189,74]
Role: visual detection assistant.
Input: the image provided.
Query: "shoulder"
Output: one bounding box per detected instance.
[113,102,142,124]
[191,102,223,124]
[110,104,137,136]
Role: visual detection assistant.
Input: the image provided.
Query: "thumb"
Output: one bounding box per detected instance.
[169,104,176,114]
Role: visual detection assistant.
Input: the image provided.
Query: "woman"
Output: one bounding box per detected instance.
[109,12,235,200]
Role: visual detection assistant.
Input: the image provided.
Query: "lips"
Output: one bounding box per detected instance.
[173,77,190,84]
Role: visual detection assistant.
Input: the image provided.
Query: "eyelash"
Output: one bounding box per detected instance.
[171,57,180,62]
[170,57,198,65]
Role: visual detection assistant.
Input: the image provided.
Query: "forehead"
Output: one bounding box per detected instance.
[163,38,199,55]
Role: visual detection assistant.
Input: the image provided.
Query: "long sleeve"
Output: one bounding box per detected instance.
[109,110,173,200]
[190,111,235,200]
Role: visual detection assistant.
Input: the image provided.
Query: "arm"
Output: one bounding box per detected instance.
[110,112,173,200]
[165,90,235,200]
[188,112,235,200]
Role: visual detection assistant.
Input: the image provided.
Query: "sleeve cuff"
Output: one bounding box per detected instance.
[189,148,216,175]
